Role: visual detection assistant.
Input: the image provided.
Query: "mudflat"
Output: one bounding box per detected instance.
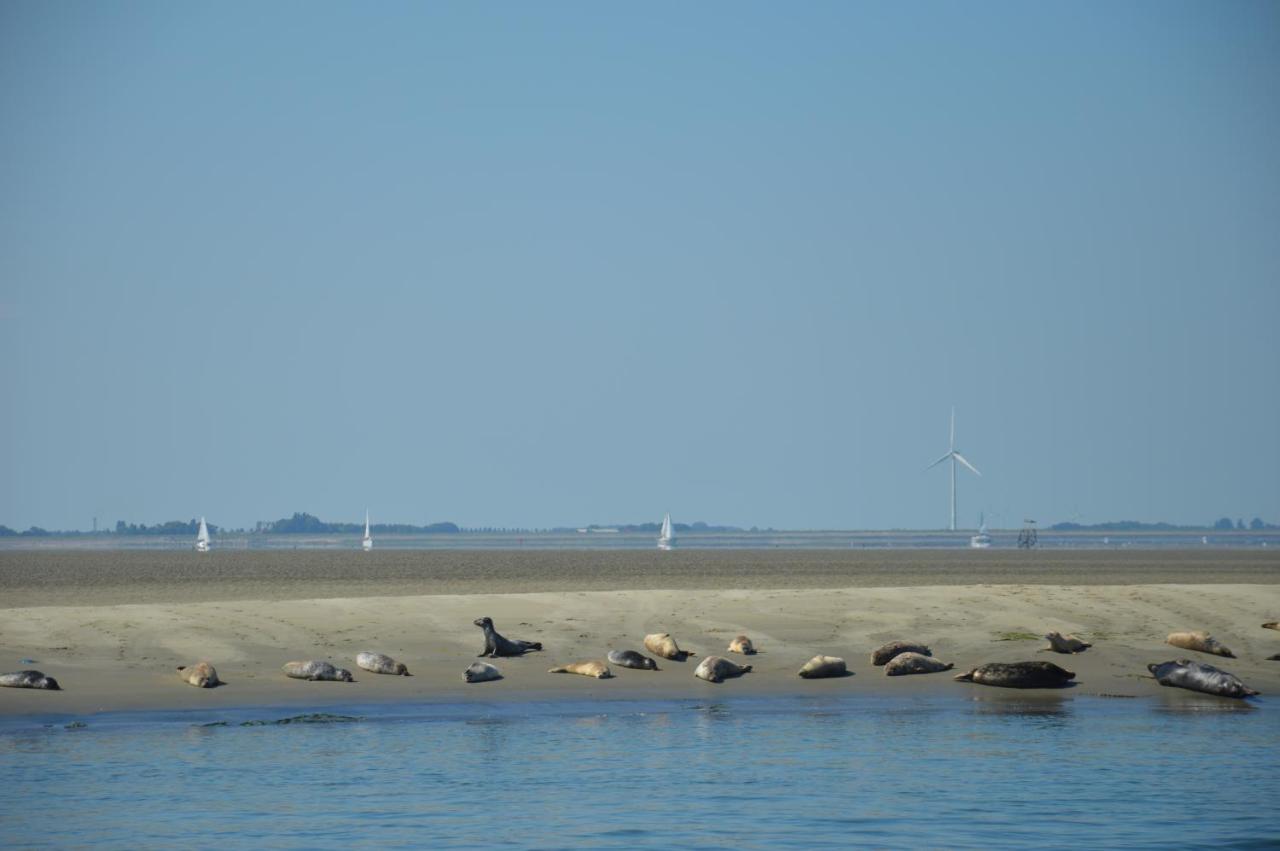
[1,549,1277,716]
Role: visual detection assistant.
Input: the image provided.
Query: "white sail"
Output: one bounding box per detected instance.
[969,513,991,549]
[196,517,210,553]
[362,510,373,552]
[658,513,674,549]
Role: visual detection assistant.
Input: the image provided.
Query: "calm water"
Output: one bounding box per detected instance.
[2,696,1278,849]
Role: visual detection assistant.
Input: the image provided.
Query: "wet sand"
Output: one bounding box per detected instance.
[1,549,1278,715]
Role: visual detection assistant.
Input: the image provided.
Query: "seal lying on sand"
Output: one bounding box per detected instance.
[797,655,847,679]
[177,662,220,688]
[644,632,695,661]
[356,652,411,676]
[1043,632,1091,654]
[871,641,931,666]
[1268,654,1280,662]
[548,660,613,679]
[1148,659,1259,699]
[474,617,543,657]
[0,670,60,690]
[282,661,354,682]
[464,662,501,683]
[694,656,752,683]
[1263,622,1279,631]
[727,635,756,655]
[954,661,1075,689]
[607,649,660,670]
[1166,631,1235,658]
[885,652,953,676]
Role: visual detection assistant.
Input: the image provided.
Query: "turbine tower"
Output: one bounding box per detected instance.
[925,407,981,531]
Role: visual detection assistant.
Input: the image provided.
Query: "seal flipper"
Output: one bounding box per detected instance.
[954,669,976,682]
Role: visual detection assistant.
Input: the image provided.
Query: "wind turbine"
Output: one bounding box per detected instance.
[925,407,981,531]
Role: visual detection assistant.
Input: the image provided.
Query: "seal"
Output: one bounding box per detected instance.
[0,670,60,690]
[548,660,613,679]
[1269,654,1280,662]
[884,652,953,676]
[727,635,756,655]
[694,655,752,683]
[954,661,1075,689]
[1165,631,1235,658]
[797,655,847,679]
[176,661,220,688]
[607,649,660,670]
[356,652,411,676]
[1148,659,1259,699]
[1263,622,1279,631]
[644,632,695,661]
[464,662,502,683]
[1043,632,1091,654]
[871,641,931,666]
[474,617,543,657]
[282,661,355,682]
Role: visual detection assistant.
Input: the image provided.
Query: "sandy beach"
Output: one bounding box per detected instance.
[1,549,1278,716]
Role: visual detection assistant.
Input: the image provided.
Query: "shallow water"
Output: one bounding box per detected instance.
[1,695,1277,849]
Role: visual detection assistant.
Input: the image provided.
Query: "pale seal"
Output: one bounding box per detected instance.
[1148,659,1259,699]
[694,655,751,683]
[474,617,543,657]
[1165,631,1235,658]
[464,662,502,683]
[176,661,220,688]
[282,661,355,682]
[797,655,847,679]
[548,660,613,679]
[356,652,411,676]
[1043,632,1091,654]
[727,635,756,655]
[885,652,954,676]
[644,632,695,661]
[0,670,60,690]
[871,641,931,666]
[607,649,660,670]
[954,661,1075,689]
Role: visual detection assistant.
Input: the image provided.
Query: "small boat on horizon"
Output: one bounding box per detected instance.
[196,517,210,553]
[658,512,674,551]
[969,515,991,549]
[363,510,373,552]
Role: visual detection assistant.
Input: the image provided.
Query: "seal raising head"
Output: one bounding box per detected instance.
[356,652,411,676]
[727,635,756,655]
[954,661,1075,689]
[1148,659,1258,699]
[474,617,543,658]
[0,670,60,690]
[176,661,221,688]
[871,641,932,666]
[607,649,660,671]
[644,632,695,661]
[1043,632,1091,654]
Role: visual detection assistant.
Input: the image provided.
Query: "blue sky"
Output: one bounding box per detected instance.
[2,2,1278,530]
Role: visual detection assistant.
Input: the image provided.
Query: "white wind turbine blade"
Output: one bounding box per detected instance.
[925,451,953,471]
[952,452,981,476]
[950,407,955,451]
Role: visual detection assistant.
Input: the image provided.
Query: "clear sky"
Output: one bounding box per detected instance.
[2,2,1278,531]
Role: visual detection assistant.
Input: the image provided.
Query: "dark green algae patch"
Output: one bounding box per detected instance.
[200,713,361,728]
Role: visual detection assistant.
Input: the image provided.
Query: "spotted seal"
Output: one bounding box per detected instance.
[1165,631,1235,658]
[885,652,954,676]
[871,641,931,666]
[694,655,752,683]
[548,660,613,679]
[727,635,756,655]
[644,632,695,661]
[282,661,354,682]
[607,649,660,671]
[1043,632,1091,654]
[1148,659,1259,699]
[954,661,1075,689]
[0,670,60,690]
[356,652,411,676]
[797,655,847,679]
[474,617,543,657]
[464,662,502,683]
[176,661,220,688]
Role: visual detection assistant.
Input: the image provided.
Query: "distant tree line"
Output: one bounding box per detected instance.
[255,512,458,535]
[1049,518,1276,532]
[549,521,745,533]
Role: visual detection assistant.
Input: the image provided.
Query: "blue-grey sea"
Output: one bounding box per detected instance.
[2,694,1277,849]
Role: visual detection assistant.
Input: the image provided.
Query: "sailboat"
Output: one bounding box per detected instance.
[195,517,210,553]
[969,514,991,549]
[658,513,674,550]
[362,510,373,552]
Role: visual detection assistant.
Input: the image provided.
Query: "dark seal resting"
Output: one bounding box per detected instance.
[954,661,1075,689]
